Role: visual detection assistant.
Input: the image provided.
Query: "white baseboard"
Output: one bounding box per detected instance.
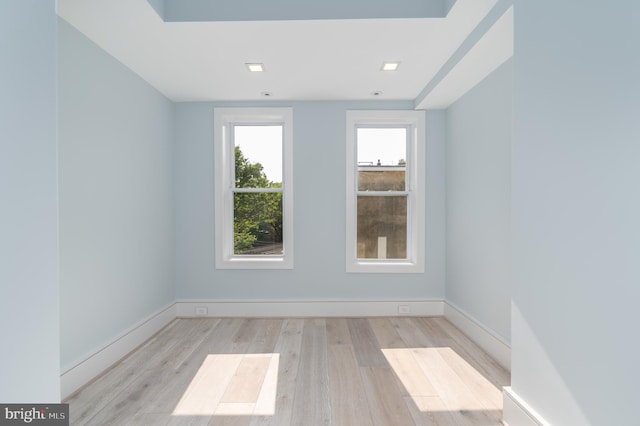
[443,301,511,370]
[503,387,549,426]
[176,299,444,318]
[60,303,176,400]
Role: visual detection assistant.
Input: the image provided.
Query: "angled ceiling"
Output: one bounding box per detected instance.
[57,0,512,107]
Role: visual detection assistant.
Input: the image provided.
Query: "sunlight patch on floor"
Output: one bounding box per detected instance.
[172,353,279,416]
[382,347,502,412]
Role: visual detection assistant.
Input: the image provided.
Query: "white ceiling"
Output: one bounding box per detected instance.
[57,0,512,107]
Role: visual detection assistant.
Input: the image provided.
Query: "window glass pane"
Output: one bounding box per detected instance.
[357,128,406,191]
[234,125,282,188]
[357,195,407,259]
[358,169,406,191]
[234,192,283,255]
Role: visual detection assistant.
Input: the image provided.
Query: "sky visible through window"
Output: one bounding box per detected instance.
[234,125,283,183]
[234,125,407,184]
[357,128,406,166]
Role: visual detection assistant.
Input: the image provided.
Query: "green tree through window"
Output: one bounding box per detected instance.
[233,146,283,254]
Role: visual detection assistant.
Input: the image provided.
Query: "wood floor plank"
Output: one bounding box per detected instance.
[208,416,251,426]
[167,414,210,426]
[197,319,249,353]
[371,318,437,401]
[418,317,509,403]
[173,354,243,416]
[435,347,503,411]
[290,319,331,425]
[390,317,436,348]
[221,355,272,404]
[328,344,374,426]
[250,318,304,426]
[246,319,283,354]
[381,348,438,397]
[359,366,416,426]
[208,415,252,426]
[404,396,459,426]
[252,354,279,415]
[129,411,173,426]
[215,403,256,415]
[368,317,407,349]
[348,318,390,367]
[425,318,510,388]
[228,319,265,353]
[326,318,352,345]
[163,319,224,370]
[411,348,502,425]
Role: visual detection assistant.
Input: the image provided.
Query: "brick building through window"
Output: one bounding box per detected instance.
[357,164,407,259]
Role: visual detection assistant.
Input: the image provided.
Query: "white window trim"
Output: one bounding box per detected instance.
[214,107,294,269]
[346,110,425,273]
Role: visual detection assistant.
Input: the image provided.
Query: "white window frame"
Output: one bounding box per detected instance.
[346,110,425,273]
[214,107,293,269]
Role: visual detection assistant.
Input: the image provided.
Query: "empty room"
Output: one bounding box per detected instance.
[2,1,638,425]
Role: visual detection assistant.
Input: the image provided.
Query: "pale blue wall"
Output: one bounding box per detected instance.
[174,102,446,300]
[161,0,446,22]
[445,59,512,341]
[0,0,60,403]
[426,110,447,298]
[511,1,640,424]
[58,20,175,370]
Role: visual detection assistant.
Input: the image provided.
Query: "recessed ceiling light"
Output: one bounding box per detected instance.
[245,63,265,72]
[261,91,273,97]
[381,61,400,71]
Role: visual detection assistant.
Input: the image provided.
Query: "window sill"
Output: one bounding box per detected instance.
[346,259,424,274]
[216,256,293,270]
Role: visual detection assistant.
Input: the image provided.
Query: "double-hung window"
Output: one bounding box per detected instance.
[346,110,425,273]
[214,108,293,269]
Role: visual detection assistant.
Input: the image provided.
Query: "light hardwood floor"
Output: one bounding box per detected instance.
[65,317,510,425]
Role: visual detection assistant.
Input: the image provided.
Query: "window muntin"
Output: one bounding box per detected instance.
[346,111,425,273]
[215,108,293,269]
